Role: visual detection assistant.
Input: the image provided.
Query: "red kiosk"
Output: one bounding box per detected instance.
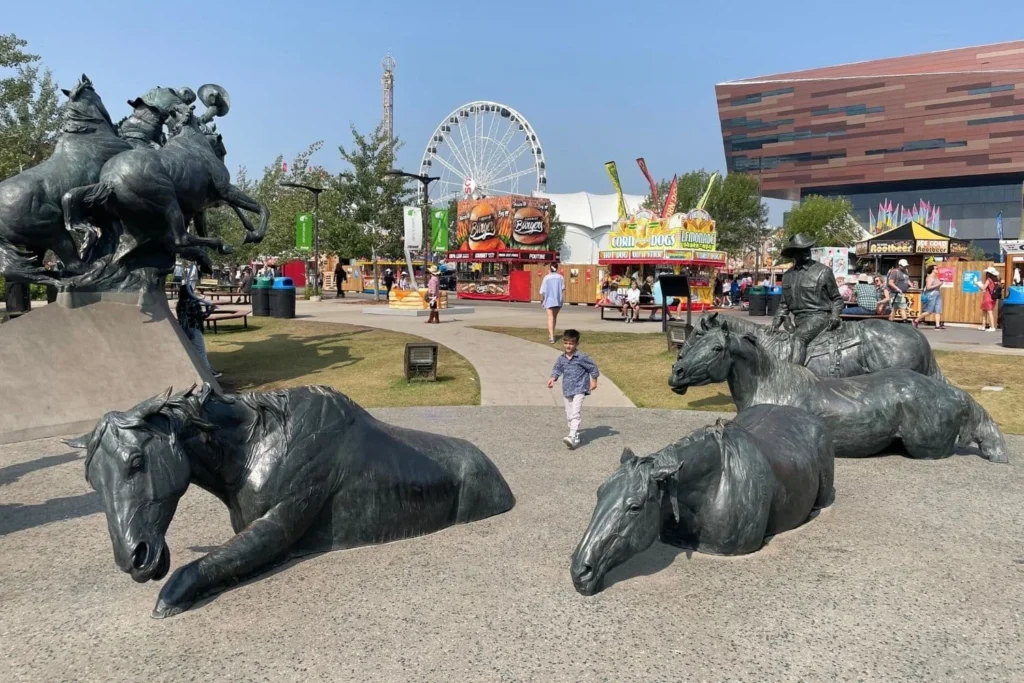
[447,195,557,301]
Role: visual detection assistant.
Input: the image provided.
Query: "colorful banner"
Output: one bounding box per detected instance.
[455,195,550,251]
[403,206,423,249]
[636,158,659,211]
[607,209,677,250]
[670,209,718,251]
[661,174,678,218]
[604,161,628,218]
[295,212,313,251]
[811,247,850,285]
[936,265,955,288]
[962,271,982,294]
[430,208,449,253]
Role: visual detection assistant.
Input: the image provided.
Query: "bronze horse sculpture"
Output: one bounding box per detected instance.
[0,75,131,283]
[62,101,268,276]
[675,312,944,381]
[669,314,1007,463]
[66,384,515,618]
[570,405,835,596]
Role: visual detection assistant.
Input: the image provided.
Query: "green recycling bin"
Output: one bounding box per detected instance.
[252,277,272,317]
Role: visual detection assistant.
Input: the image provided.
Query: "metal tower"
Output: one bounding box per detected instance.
[381,53,395,146]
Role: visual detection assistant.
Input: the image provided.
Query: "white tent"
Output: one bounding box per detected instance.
[533,191,647,264]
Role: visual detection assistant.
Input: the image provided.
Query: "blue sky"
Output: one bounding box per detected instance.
[8,0,1023,223]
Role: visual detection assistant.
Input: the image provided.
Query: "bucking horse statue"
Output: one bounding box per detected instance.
[0,75,131,285]
[676,312,944,381]
[0,74,267,293]
[62,95,269,290]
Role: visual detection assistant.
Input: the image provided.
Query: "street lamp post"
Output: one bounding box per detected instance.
[279,182,325,294]
[384,169,439,290]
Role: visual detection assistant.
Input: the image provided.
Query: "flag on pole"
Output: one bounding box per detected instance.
[661,175,679,218]
[604,161,628,218]
[430,208,449,252]
[635,158,660,212]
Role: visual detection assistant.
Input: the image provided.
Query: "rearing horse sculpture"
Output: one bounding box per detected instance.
[63,101,268,273]
[0,75,131,283]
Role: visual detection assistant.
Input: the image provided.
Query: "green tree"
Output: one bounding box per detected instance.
[324,124,412,261]
[645,170,767,256]
[0,33,63,179]
[548,203,565,255]
[781,195,862,248]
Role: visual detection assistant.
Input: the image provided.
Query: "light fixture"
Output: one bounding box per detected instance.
[404,342,438,381]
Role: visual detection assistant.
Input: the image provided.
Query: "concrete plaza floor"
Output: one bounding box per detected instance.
[2,407,1022,682]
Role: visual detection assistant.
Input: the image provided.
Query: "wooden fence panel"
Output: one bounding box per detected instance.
[942,260,991,325]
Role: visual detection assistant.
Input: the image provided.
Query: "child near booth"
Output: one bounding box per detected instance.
[547,329,600,450]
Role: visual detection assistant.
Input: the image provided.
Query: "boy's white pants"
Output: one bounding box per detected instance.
[563,394,585,439]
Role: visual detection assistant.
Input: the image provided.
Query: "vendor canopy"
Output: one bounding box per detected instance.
[855,221,970,257]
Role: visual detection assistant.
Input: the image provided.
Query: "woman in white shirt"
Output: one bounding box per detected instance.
[622,279,641,323]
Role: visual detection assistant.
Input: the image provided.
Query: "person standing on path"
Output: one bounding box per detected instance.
[383,269,395,298]
[980,266,1001,331]
[914,265,946,330]
[334,261,347,298]
[540,264,565,344]
[886,259,911,322]
[547,329,600,450]
[426,265,441,324]
[176,282,221,379]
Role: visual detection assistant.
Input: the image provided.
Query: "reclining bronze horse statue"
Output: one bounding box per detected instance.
[66,384,515,618]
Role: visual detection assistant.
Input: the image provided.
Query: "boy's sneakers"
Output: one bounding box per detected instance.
[563,435,581,449]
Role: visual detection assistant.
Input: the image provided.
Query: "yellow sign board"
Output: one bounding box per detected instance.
[607,209,717,252]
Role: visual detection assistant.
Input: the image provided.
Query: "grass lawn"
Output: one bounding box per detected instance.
[205,318,479,407]
[475,326,1024,434]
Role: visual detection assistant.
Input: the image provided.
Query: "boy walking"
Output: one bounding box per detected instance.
[547,329,600,449]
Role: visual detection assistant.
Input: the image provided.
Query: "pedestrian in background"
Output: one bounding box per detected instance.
[426,265,441,324]
[914,265,946,330]
[980,266,1001,331]
[540,264,565,343]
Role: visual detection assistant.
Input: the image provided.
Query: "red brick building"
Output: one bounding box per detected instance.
[716,42,1024,250]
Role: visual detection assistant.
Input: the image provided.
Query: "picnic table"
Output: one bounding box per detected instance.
[203,308,251,333]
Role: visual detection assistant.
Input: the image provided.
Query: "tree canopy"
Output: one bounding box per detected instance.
[645,170,768,256]
[0,33,64,179]
[781,195,863,248]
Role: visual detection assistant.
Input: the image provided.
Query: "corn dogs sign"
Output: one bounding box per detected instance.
[607,209,717,253]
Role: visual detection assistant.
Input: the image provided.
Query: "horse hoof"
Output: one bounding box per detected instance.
[987,451,1009,464]
[152,598,190,619]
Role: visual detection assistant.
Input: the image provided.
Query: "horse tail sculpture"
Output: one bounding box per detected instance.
[0,234,51,284]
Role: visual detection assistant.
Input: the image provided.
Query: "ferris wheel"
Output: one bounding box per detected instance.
[419,100,547,204]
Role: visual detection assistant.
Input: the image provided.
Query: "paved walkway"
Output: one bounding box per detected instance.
[296,299,634,408]
[314,294,1024,355]
[4,408,1022,681]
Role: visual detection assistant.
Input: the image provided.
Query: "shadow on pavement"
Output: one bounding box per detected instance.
[602,541,688,591]
[0,492,101,536]
[0,452,81,487]
[577,425,620,446]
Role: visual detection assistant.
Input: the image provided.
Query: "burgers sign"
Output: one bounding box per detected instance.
[456,195,551,251]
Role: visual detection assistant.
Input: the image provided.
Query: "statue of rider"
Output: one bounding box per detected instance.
[771,233,844,364]
[119,86,196,148]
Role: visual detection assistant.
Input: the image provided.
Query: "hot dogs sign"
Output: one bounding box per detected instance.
[607,208,718,252]
[456,196,551,251]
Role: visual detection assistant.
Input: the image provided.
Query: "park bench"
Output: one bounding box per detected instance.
[598,302,663,321]
[204,309,250,333]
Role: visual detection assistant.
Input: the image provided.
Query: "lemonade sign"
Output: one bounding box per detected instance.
[607,209,678,250]
[672,209,717,251]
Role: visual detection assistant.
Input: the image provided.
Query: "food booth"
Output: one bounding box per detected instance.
[596,208,727,310]
[447,195,557,301]
[854,221,976,321]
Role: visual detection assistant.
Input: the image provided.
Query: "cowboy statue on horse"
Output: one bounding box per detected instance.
[771,233,845,365]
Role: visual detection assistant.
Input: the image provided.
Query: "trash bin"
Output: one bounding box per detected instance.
[1002,286,1024,349]
[766,292,781,316]
[270,277,296,319]
[252,277,272,317]
[748,286,768,316]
